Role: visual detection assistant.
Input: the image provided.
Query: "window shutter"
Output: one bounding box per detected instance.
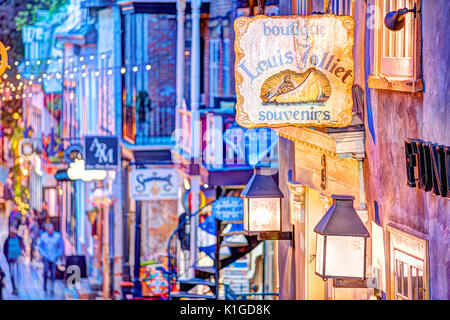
[381,0,415,77]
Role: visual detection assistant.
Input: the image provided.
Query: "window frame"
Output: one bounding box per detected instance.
[369,0,423,92]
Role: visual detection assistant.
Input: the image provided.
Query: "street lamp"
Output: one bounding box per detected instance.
[314,195,369,280]
[241,167,293,244]
[242,167,283,232]
[384,3,417,31]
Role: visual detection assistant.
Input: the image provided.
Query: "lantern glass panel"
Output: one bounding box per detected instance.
[315,234,324,276]
[248,197,280,231]
[324,235,365,278]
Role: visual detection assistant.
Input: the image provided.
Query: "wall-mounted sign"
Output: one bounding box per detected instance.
[234,14,355,128]
[405,139,449,198]
[129,168,178,201]
[212,197,244,221]
[84,136,119,170]
[64,144,83,164]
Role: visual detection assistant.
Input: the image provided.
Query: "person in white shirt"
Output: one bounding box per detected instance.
[38,222,64,295]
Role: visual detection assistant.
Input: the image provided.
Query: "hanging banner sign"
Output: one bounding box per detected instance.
[64,144,83,164]
[84,136,119,170]
[234,14,355,128]
[212,197,243,221]
[129,168,178,201]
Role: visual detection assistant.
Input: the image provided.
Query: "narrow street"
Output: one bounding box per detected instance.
[0,214,66,300]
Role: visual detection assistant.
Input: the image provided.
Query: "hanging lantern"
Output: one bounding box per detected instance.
[241,167,284,232]
[314,195,370,280]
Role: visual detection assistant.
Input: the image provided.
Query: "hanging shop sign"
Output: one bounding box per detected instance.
[234,14,355,128]
[212,197,244,221]
[84,136,119,170]
[55,169,71,182]
[404,139,449,198]
[0,41,9,77]
[64,144,83,164]
[129,168,178,201]
[19,138,35,158]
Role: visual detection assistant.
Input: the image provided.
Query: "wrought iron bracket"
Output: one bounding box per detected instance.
[257,224,295,248]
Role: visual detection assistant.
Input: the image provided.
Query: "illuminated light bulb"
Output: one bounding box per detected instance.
[3,74,7,79]
[79,56,84,62]
[56,73,61,79]
[42,73,47,78]
[23,85,27,89]
[11,87,15,92]
[14,61,19,66]
[146,64,151,70]
[89,55,94,60]
[69,57,73,63]
[120,67,126,74]
[101,54,106,59]
[29,80,33,85]
[69,92,74,100]
[5,88,9,92]
[22,93,26,98]
[107,69,113,75]
[0,89,3,93]
[16,74,21,80]
[58,58,63,63]
[69,73,74,79]
[25,61,30,66]
[184,51,190,56]
[38,78,42,82]
[81,72,87,78]
[30,75,35,80]
[73,67,78,72]
[81,64,86,70]
[15,95,19,99]
[28,93,32,98]
[94,71,100,77]
[19,82,23,86]
[47,59,51,64]
[132,66,138,72]
[65,70,69,74]
[8,96,12,101]
[1,97,5,102]
[36,60,41,65]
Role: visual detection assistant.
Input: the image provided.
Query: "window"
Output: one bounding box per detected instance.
[387,226,429,300]
[324,0,354,16]
[222,38,231,97]
[292,0,312,15]
[394,250,425,300]
[209,38,220,107]
[369,0,423,92]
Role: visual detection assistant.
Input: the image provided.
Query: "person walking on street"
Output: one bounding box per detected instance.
[38,223,64,295]
[0,266,6,300]
[38,202,49,232]
[9,205,21,229]
[2,226,25,295]
[28,209,40,263]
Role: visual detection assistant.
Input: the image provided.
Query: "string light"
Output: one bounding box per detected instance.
[132,66,138,72]
[120,67,126,74]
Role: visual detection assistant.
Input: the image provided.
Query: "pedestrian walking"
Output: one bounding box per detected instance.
[38,202,49,232]
[38,222,64,295]
[0,266,5,300]
[9,205,21,229]
[28,209,40,262]
[2,226,25,295]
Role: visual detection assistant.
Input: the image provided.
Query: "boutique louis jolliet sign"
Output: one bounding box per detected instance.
[234,14,355,128]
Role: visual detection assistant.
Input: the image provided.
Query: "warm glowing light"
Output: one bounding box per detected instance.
[89,55,95,60]
[94,71,100,77]
[120,67,126,74]
[16,74,21,80]
[79,56,84,62]
[107,69,113,75]
[132,66,138,72]
[146,64,151,70]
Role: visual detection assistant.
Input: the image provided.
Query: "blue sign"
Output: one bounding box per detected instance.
[84,136,119,170]
[212,197,243,221]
